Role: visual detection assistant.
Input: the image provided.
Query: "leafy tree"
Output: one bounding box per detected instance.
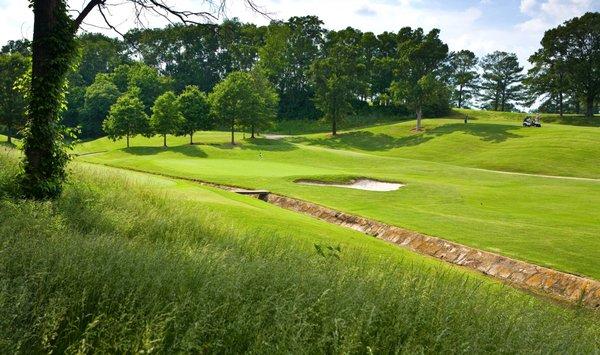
[0,53,30,144]
[1,39,32,56]
[258,16,325,119]
[445,50,479,108]
[81,74,120,137]
[23,0,255,199]
[77,33,128,86]
[530,12,599,117]
[176,85,212,145]
[311,28,367,135]
[150,91,184,148]
[241,70,279,138]
[103,87,150,148]
[391,28,448,130]
[479,51,526,112]
[209,71,260,144]
[111,63,174,113]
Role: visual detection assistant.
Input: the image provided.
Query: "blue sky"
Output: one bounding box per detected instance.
[0,0,598,65]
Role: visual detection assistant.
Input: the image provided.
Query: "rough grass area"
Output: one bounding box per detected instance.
[1,150,599,352]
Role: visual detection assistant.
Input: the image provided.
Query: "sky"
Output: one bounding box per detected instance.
[0,0,598,65]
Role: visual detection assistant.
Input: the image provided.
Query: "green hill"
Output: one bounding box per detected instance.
[1,147,599,352]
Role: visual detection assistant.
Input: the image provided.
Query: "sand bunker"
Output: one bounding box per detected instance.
[296,179,404,192]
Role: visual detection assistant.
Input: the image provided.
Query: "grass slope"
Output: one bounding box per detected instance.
[1,149,599,352]
[75,115,600,280]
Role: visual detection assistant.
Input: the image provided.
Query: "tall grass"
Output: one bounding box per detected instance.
[0,150,599,353]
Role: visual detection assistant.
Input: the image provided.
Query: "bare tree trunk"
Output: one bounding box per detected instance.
[163,134,167,147]
[458,85,463,108]
[6,124,11,144]
[332,118,337,136]
[126,133,129,148]
[416,106,422,131]
[586,95,595,117]
[190,132,194,145]
[251,124,255,138]
[559,91,564,117]
[231,124,235,145]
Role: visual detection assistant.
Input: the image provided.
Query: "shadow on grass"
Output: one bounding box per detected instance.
[208,137,298,152]
[123,145,208,158]
[290,123,524,152]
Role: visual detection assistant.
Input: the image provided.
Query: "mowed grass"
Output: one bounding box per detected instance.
[1,149,600,352]
[75,112,600,280]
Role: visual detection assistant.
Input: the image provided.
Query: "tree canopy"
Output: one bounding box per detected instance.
[150,91,184,147]
[176,85,212,145]
[102,87,150,148]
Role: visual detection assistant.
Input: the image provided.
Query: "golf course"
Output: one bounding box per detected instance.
[75,109,600,280]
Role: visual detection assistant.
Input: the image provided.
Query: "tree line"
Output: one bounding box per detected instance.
[1,13,598,144]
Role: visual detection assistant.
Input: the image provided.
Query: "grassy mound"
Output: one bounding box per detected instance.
[1,149,599,352]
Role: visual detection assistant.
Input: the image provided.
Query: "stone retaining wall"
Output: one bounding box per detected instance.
[266,194,600,308]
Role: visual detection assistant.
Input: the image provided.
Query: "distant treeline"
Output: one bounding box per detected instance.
[0,12,598,140]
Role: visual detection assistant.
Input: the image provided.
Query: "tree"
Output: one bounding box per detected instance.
[110,63,174,113]
[1,39,32,56]
[176,85,212,145]
[103,87,150,148]
[0,53,30,144]
[23,0,259,199]
[445,50,479,108]
[391,28,448,130]
[209,71,261,144]
[479,51,526,112]
[241,70,279,138]
[81,74,120,137]
[150,91,184,147]
[311,28,368,136]
[258,16,325,119]
[530,12,599,117]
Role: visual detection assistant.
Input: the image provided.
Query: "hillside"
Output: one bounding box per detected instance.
[74,114,600,280]
[1,147,599,352]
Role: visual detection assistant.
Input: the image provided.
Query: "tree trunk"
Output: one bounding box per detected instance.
[163,134,167,148]
[6,124,11,144]
[416,106,422,131]
[251,124,255,138]
[458,85,463,108]
[22,0,76,199]
[559,91,564,118]
[231,124,235,145]
[586,95,595,117]
[190,132,194,145]
[126,133,130,148]
[332,118,337,136]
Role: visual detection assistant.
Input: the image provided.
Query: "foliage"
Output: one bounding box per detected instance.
[479,51,527,112]
[0,39,32,56]
[176,85,212,144]
[20,0,79,200]
[150,91,184,147]
[240,70,279,138]
[528,12,599,117]
[390,28,449,129]
[258,16,325,120]
[81,74,120,137]
[444,50,479,108]
[209,71,266,144]
[311,28,368,135]
[0,53,30,143]
[102,87,150,148]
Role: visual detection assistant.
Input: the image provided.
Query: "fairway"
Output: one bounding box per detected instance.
[75,110,600,280]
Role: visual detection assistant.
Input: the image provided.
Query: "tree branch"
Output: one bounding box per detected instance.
[74,0,106,30]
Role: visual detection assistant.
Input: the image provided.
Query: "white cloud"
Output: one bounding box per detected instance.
[520,0,538,14]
